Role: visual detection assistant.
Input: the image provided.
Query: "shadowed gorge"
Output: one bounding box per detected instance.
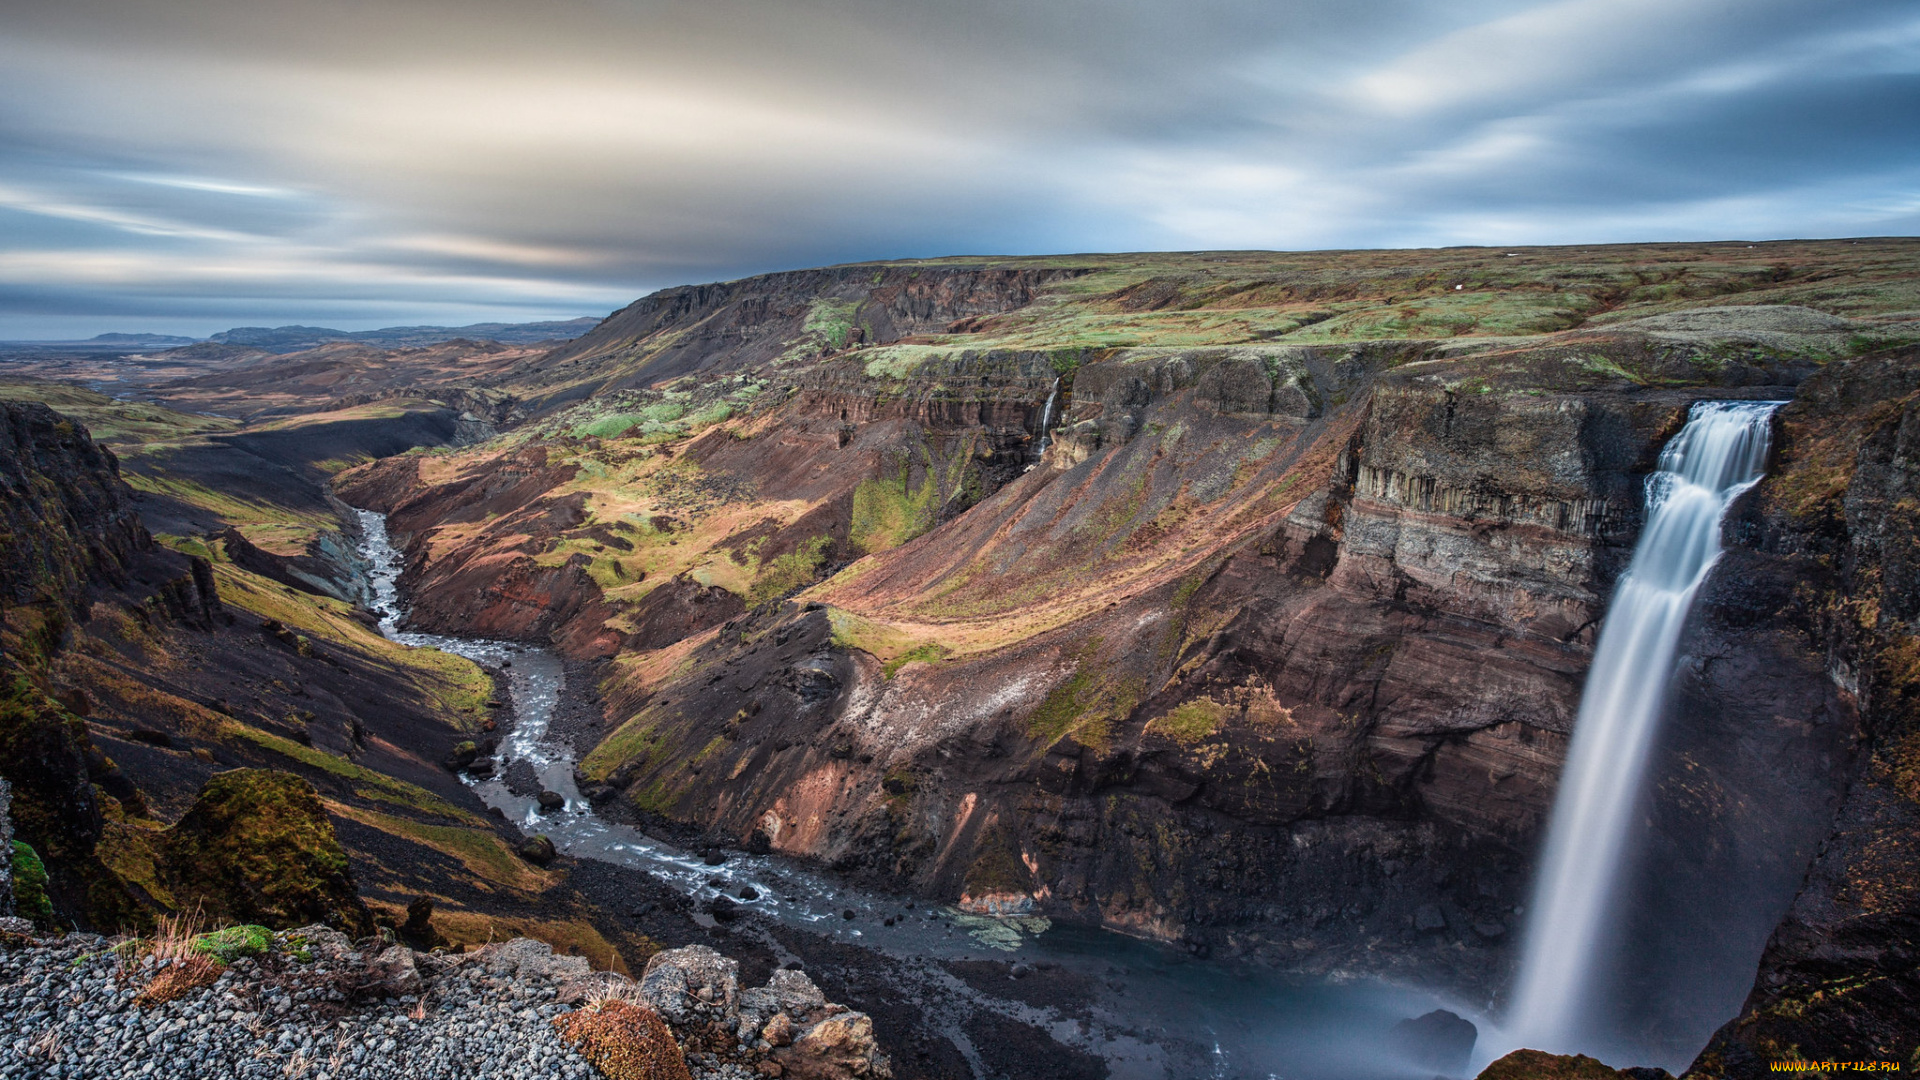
[4,241,1920,1079]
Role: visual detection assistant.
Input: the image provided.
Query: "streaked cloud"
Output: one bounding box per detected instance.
[0,0,1914,338]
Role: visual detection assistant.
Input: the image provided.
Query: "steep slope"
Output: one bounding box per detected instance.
[340,241,1920,1058]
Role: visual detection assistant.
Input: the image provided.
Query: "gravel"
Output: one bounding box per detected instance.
[0,934,598,1080]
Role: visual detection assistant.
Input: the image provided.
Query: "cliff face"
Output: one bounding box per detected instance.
[534,265,1085,397]
[335,351,1061,659]
[0,401,152,620]
[1683,348,1920,1076]
[495,324,1839,1004]
[346,245,1913,1047]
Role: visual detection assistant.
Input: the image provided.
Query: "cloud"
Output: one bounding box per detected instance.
[0,0,1913,337]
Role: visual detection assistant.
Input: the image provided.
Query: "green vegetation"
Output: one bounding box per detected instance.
[0,380,237,445]
[749,534,831,604]
[192,924,273,962]
[802,297,862,350]
[222,722,484,823]
[159,769,372,934]
[9,841,52,925]
[883,644,947,679]
[1149,699,1228,744]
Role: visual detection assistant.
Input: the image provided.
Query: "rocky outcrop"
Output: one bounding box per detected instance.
[1679,347,1920,1077]
[144,768,375,936]
[0,401,148,621]
[534,264,1085,396]
[335,350,1061,660]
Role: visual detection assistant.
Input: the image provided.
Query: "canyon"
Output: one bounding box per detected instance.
[3,240,1919,1078]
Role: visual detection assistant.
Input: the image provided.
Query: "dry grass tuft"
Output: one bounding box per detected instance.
[552,998,692,1080]
[134,910,224,1007]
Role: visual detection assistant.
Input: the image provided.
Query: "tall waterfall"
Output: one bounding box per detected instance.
[1507,399,1783,1053]
[1031,377,1061,463]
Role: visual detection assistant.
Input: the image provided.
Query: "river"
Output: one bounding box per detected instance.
[352,508,1467,1080]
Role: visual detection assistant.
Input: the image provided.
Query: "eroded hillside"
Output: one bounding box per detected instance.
[336,240,1920,1045]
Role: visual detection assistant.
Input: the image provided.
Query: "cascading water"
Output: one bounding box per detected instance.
[1506,399,1784,1055]
[1029,377,1061,466]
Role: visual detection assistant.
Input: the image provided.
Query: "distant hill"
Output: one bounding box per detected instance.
[88,332,199,345]
[206,317,602,353]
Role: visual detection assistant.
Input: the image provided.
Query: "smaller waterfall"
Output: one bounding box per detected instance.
[1507,399,1783,1055]
[1031,377,1061,465]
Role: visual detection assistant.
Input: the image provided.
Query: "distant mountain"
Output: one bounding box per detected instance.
[204,317,603,353]
[0,331,200,351]
[350,317,603,348]
[208,325,348,350]
[89,332,199,345]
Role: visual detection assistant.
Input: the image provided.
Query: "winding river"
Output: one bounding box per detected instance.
[352,508,1461,1080]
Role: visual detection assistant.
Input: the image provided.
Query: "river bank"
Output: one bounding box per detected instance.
[349,508,1468,1080]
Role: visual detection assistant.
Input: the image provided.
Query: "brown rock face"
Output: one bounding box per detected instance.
[774,1012,892,1080]
[1680,348,1920,1077]
[556,334,1842,1009]
[1478,1049,1642,1079]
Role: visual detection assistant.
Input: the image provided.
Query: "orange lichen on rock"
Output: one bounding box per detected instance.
[552,998,693,1080]
[1475,1049,1635,1079]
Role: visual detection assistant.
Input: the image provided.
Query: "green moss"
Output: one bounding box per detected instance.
[849,453,944,555]
[192,924,273,962]
[579,711,658,781]
[1150,699,1228,745]
[222,723,484,824]
[883,644,947,679]
[159,769,372,935]
[803,297,861,349]
[10,841,52,925]
[749,534,832,604]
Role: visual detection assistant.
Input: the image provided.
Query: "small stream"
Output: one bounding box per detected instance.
[352,508,1465,1080]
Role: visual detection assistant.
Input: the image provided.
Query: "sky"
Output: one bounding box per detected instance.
[0,0,1916,339]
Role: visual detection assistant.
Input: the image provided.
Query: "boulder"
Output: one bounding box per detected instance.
[473,936,592,983]
[1388,1009,1476,1076]
[1476,1049,1636,1079]
[158,769,373,935]
[518,835,557,865]
[775,1011,892,1080]
[364,945,423,997]
[640,944,740,1025]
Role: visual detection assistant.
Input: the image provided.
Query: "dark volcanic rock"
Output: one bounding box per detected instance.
[518,835,557,866]
[1389,1009,1477,1076]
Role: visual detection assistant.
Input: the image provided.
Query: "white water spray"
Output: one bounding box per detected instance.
[1507,399,1783,1053]
[1030,377,1061,465]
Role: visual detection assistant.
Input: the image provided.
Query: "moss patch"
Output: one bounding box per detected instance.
[192,924,273,962]
[10,841,52,926]
[1148,698,1229,744]
[158,768,373,935]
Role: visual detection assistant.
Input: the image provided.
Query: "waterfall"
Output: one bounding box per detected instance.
[1506,399,1783,1054]
[1031,377,1061,464]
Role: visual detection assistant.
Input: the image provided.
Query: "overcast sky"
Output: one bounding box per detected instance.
[1,0,1916,338]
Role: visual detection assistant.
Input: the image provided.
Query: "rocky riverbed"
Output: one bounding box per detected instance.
[0,926,888,1080]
